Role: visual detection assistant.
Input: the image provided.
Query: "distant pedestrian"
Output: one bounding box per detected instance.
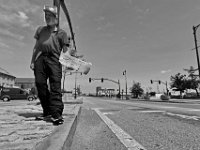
[30,5,75,125]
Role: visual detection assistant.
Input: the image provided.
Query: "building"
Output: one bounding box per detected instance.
[96,86,115,97]
[0,67,16,88]
[15,78,35,89]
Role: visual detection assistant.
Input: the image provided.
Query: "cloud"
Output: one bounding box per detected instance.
[0,39,14,55]
[0,28,24,40]
[95,16,105,22]
[95,16,114,31]
[1,0,40,14]
[0,11,31,28]
[0,0,40,29]
[0,0,38,44]
[161,69,172,74]
[97,22,114,31]
[128,0,133,5]
[18,11,30,27]
[0,41,10,49]
[0,48,13,55]
[133,5,150,21]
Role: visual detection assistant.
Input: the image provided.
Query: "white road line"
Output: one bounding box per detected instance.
[165,112,200,120]
[187,109,200,112]
[140,110,165,113]
[103,112,116,115]
[93,108,146,150]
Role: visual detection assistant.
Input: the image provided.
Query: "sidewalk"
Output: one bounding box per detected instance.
[0,96,82,150]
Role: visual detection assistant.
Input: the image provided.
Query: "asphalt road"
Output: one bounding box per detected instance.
[71,97,200,150]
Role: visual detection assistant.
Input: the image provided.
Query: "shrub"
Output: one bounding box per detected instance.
[160,95,169,101]
[143,93,150,100]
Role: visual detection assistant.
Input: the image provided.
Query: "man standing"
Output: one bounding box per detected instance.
[30,6,74,125]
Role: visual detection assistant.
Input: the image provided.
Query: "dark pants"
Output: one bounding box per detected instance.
[34,55,63,118]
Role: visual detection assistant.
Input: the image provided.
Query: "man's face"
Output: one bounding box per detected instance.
[45,11,57,26]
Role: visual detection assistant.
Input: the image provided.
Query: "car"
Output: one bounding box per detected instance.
[0,87,36,102]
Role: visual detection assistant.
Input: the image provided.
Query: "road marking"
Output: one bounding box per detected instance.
[140,110,165,113]
[165,112,200,121]
[187,109,200,112]
[93,108,146,150]
[103,112,116,115]
[161,106,176,109]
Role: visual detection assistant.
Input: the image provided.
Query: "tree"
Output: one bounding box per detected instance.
[130,81,144,98]
[183,66,200,96]
[170,73,187,98]
[185,79,200,96]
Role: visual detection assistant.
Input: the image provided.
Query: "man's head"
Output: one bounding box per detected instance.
[43,6,58,26]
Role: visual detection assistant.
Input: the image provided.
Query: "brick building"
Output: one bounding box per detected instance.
[15,78,35,89]
[0,67,16,88]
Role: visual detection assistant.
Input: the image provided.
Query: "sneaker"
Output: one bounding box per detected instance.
[50,116,64,125]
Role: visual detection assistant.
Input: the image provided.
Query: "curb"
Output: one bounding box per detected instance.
[64,100,83,104]
[33,105,81,150]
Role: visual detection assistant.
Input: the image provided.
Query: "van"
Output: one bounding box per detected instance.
[0,87,35,102]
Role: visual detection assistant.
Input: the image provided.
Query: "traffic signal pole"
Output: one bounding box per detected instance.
[150,80,168,95]
[89,77,121,98]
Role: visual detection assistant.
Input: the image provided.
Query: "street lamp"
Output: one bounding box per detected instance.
[71,71,82,99]
[193,24,200,79]
[123,70,128,99]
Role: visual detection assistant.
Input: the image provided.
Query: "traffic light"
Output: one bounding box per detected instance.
[158,80,161,84]
[89,78,91,83]
[150,80,153,84]
[101,78,104,82]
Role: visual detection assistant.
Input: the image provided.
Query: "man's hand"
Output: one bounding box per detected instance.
[68,49,76,56]
[68,49,84,58]
[62,47,84,59]
[30,63,34,70]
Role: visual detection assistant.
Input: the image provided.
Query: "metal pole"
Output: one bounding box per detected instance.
[125,71,128,99]
[62,71,66,92]
[193,25,200,79]
[166,81,168,96]
[118,79,121,99]
[123,70,128,99]
[74,72,77,99]
[122,89,124,100]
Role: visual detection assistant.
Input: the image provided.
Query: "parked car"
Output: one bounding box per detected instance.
[0,87,35,102]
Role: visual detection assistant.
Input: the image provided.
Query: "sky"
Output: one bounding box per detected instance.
[1,0,200,94]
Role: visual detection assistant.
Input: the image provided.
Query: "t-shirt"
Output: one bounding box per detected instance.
[34,26,69,60]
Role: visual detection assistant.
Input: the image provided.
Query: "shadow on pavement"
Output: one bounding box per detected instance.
[18,112,41,118]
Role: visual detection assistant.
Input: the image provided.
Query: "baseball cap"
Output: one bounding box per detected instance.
[43,6,58,18]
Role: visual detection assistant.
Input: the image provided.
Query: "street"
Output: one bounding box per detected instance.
[71,97,200,150]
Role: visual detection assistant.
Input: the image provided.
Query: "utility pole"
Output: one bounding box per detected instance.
[123,70,128,99]
[193,24,200,79]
